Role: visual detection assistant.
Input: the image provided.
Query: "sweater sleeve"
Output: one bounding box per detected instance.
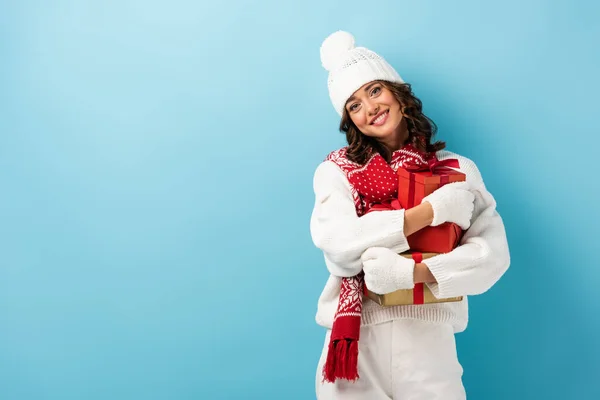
[310,161,410,278]
[423,157,511,298]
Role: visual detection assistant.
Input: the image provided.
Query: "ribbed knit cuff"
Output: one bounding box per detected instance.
[422,255,454,299]
[387,210,410,253]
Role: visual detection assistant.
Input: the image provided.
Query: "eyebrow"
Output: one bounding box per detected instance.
[345,82,381,106]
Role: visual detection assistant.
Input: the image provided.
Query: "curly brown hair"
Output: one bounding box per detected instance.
[339,81,446,165]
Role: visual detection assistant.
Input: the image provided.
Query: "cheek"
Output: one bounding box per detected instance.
[380,92,400,112]
[351,112,368,128]
[388,99,401,114]
[388,101,403,121]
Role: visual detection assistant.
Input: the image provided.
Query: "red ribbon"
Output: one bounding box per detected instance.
[407,173,416,209]
[440,174,449,188]
[411,252,424,304]
[367,198,402,212]
[403,158,460,208]
[404,158,460,174]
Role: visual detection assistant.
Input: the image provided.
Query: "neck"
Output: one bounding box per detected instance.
[379,118,409,151]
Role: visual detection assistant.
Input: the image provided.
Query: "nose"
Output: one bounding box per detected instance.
[366,100,379,116]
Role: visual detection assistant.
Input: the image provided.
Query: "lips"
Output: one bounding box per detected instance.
[370,110,389,125]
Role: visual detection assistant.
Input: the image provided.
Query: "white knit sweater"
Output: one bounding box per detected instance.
[309,150,511,333]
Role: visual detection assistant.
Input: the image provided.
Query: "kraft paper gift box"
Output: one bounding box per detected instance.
[397,159,467,253]
[364,252,463,306]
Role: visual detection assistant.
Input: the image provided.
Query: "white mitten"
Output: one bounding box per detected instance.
[421,181,475,230]
[361,247,415,294]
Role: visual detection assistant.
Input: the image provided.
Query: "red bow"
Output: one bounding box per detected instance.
[404,158,460,174]
[367,198,402,212]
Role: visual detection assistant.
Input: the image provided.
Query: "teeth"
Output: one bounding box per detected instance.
[374,111,388,124]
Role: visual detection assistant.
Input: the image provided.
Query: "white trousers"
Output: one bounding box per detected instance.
[315,319,466,400]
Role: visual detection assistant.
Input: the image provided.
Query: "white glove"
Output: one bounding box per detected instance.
[361,247,415,294]
[422,181,475,230]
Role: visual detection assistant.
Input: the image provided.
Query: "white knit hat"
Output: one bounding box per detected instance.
[320,31,404,116]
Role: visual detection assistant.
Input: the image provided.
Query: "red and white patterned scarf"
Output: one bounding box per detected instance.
[322,143,435,383]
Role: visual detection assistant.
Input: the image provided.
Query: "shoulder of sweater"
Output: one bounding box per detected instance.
[436,149,484,187]
[312,146,355,184]
[312,159,352,191]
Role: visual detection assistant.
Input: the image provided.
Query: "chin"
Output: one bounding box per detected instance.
[382,128,397,137]
[374,125,398,137]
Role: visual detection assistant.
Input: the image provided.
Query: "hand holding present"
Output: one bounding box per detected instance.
[363,251,463,306]
[421,181,475,230]
[361,247,415,295]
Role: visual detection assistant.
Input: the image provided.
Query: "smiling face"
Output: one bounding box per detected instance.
[344,80,406,149]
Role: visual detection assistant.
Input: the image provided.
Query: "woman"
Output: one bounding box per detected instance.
[311,31,511,399]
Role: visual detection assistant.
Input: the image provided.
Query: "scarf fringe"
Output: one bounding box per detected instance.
[323,339,359,383]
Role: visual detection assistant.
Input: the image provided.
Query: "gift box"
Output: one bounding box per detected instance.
[398,158,466,253]
[397,158,466,209]
[407,222,463,253]
[364,252,463,306]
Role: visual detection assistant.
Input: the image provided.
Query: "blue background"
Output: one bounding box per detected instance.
[1,0,598,399]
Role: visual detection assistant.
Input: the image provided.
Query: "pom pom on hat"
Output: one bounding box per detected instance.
[320,31,356,71]
[319,31,405,116]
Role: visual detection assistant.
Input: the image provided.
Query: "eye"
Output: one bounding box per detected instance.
[349,103,360,112]
[370,86,381,96]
